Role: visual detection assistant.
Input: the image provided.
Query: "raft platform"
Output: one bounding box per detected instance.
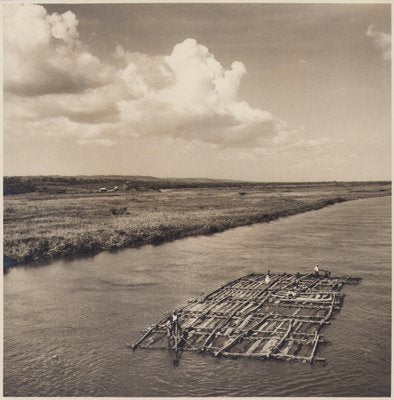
[130,272,361,363]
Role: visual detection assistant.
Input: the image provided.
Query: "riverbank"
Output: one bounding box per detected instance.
[4,180,391,266]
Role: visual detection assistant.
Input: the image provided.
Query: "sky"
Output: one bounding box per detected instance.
[3,3,391,181]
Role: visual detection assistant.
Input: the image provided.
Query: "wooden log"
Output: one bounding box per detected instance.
[270,353,326,363]
[282,339,294,355]
[213,301,232,313]
[256,321,270,332]
[324,293,336,321]
[245,293,270,315]
[309,332,320,363]
[246,338,263,355]
[237,315,253,331]
[183,301,225,331]
[145,332,166,347]
[306,279,321,289]
[215,313,273,356]
[273,303,334,311]
[224,327,234,336]
[269,317,296,355]
[238,302,255,315]
[292,296,333,303]
[218,349,326,363]
[247,281,262,289]
[130,324,158,350]
[200,300,249,349]
[199,317,215,329]
[250,328,319,339]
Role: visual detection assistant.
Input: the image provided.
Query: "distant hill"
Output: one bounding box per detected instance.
[3,175,241,195]
[3,175,391,195]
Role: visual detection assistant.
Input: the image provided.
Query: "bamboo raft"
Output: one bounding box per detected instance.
[130,271,361,363]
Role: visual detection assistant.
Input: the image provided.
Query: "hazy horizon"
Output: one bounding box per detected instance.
[3,173,391,184]
[4,3,391,181]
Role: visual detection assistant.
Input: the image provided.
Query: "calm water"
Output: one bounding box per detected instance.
[4,196,391,397]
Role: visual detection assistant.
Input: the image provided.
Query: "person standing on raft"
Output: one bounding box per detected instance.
[314,264,319,276]
[165,318,172,338]
[295,272,301,288]
[165,313,182,340]
[172,312,181,335]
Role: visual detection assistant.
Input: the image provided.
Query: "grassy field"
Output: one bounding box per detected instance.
[3,178,391,266]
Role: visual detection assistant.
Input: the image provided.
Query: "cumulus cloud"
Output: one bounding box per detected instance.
[116,38,291,148]
[4,4,300,150]
[367,24,391,61]
[4,4,113,96]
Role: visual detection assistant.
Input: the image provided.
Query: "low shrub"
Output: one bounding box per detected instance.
[110,207,128,215]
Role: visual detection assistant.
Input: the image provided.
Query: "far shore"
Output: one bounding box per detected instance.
[3,178,391,267]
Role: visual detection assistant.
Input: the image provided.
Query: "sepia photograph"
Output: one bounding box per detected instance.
[3,1,391,397]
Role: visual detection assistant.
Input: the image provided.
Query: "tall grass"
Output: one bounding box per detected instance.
[3,182,391,265]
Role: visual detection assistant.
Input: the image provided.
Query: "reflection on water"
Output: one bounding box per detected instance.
[4,196,391,396]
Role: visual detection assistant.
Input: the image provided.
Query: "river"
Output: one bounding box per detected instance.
[3,196,391,397]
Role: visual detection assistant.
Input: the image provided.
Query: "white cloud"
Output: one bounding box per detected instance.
[367,24,391,61]
[4,4,113,96]
[117,38,292,148]
[4,4,302,151]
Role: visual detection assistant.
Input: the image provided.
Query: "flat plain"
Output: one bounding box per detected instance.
[3,177,391,265]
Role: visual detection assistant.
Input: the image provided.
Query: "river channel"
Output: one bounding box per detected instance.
[4,196,391,396]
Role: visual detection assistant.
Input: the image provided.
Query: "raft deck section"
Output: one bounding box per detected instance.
[131,272,361,363]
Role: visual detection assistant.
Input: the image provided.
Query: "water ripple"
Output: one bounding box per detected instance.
[4,197,391,397]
